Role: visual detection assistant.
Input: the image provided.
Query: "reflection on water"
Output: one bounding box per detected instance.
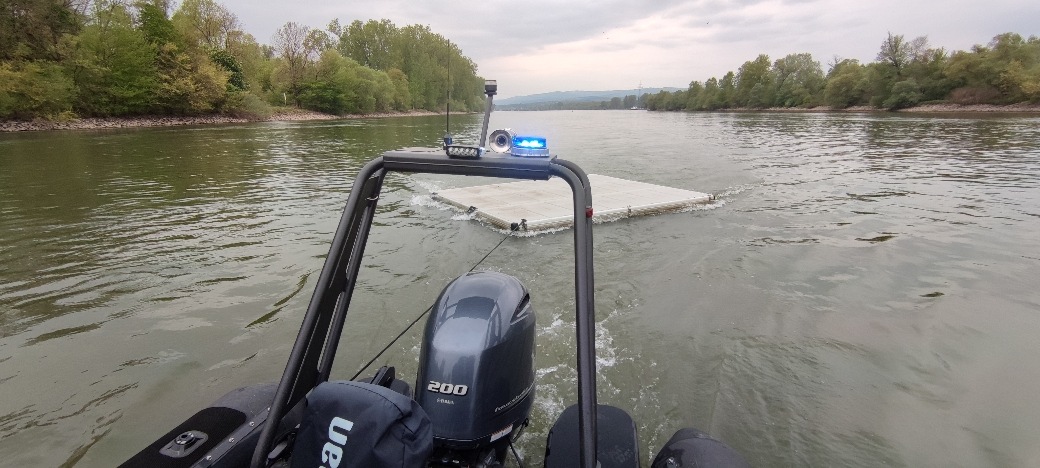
[1,111,1039,467]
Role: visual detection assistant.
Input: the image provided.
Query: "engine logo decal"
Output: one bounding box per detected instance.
[427,380,469,396]
[494,382,534,413]
[490,424,513,442]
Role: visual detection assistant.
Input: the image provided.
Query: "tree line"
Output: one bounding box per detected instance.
[498,94,648,111]
[0,0,485,120]
[645,32,1040,112]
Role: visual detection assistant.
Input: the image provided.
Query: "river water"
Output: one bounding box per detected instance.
[1,110,1039,467]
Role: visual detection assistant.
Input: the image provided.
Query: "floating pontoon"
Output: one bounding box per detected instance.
[434,174,713,230]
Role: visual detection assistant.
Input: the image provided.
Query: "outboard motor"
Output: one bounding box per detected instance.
[416,271,536,467]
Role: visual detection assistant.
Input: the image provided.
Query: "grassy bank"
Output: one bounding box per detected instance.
[0,109,440,133]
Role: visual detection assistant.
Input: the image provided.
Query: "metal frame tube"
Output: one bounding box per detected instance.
[251,158,385,468]
[550,160,598,468]
[316,173,384,382]
[293,168,385,399]
[251,152,599,468]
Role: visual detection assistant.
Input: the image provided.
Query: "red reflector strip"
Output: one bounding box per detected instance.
[586,207,594,218]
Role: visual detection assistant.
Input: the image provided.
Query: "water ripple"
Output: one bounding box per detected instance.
[2,113,1039,467]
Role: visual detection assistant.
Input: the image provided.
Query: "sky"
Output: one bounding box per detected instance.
[219,0,1039,98]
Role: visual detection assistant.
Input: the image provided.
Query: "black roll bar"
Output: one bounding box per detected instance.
[251,149,599,468]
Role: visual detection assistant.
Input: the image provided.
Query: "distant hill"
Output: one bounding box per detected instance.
[497,88,681,106]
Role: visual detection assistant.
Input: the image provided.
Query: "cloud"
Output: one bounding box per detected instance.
[218,0,1039,97]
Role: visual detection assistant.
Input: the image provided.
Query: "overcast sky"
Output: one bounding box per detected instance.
[220,0,1038,98]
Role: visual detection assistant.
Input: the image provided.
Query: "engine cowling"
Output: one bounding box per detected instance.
[416,271,536,449]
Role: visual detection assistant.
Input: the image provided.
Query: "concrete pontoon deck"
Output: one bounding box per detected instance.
[433,174,713,230]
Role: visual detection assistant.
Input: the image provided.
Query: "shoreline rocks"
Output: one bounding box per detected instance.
[0,109,441,133]
[896,103,1040,113]
[717,103,1040,114]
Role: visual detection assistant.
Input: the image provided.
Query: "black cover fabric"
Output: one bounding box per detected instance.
[119,406,246,468]
[650,427,750,468]
[290,381,433,468]
[544,404,640,468]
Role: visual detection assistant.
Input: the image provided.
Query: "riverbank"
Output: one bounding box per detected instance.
[897,102,1040,113]
[714,103,1040,114]
[0,109,440,132]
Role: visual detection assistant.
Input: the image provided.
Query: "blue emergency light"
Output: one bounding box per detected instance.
[510,135,549,157]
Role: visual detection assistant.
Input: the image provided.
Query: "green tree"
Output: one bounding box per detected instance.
[296,48,399,115]
[0,0,81,61]
[990,33,1040,102]
[944,46,998,103]
[340,19,400,71]
[365,66,396,112]
[645,90,667,110]
[940,33,1040,104]
[209,48,244,89]
[386,67,410,110]
[666,89,686,110]
[1000,61,1040,102]
[137,1,181,47]
[333,21,482,112]
[70,0,157,115]
[869,33,932,106]
[172,0,238,49]
[226,32,272,94]
[697,77,722,110]
[646,30,1039,113]
[304,29,335,60]
[903,46,951,101]
[883,78,924,109]
[169,0,257,100]
[990,33,1036,66]
[272,21,309,105]
[685,81,703,109]
[0,60,74,118]
[299,49,353,113]
[772,53,825,107]
[152,41,228,113]
[824,58,867,108]
[717,72,735,108]
[734,55,773,107]
[1,8,484,120]
[877,33,907,69]
[946,47,993,88]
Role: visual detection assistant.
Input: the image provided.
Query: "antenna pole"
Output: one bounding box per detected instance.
[443,63,452,147]
[447,60,451,133]
[479,80,497,147]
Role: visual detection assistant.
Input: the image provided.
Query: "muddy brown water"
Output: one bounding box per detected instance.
[1,111,1039,466]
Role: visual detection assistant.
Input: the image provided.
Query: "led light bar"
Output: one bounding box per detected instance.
[445,145,484,159]
[510,136,549,157]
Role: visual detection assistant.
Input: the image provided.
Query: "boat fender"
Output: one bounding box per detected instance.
[650,427,749,468]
